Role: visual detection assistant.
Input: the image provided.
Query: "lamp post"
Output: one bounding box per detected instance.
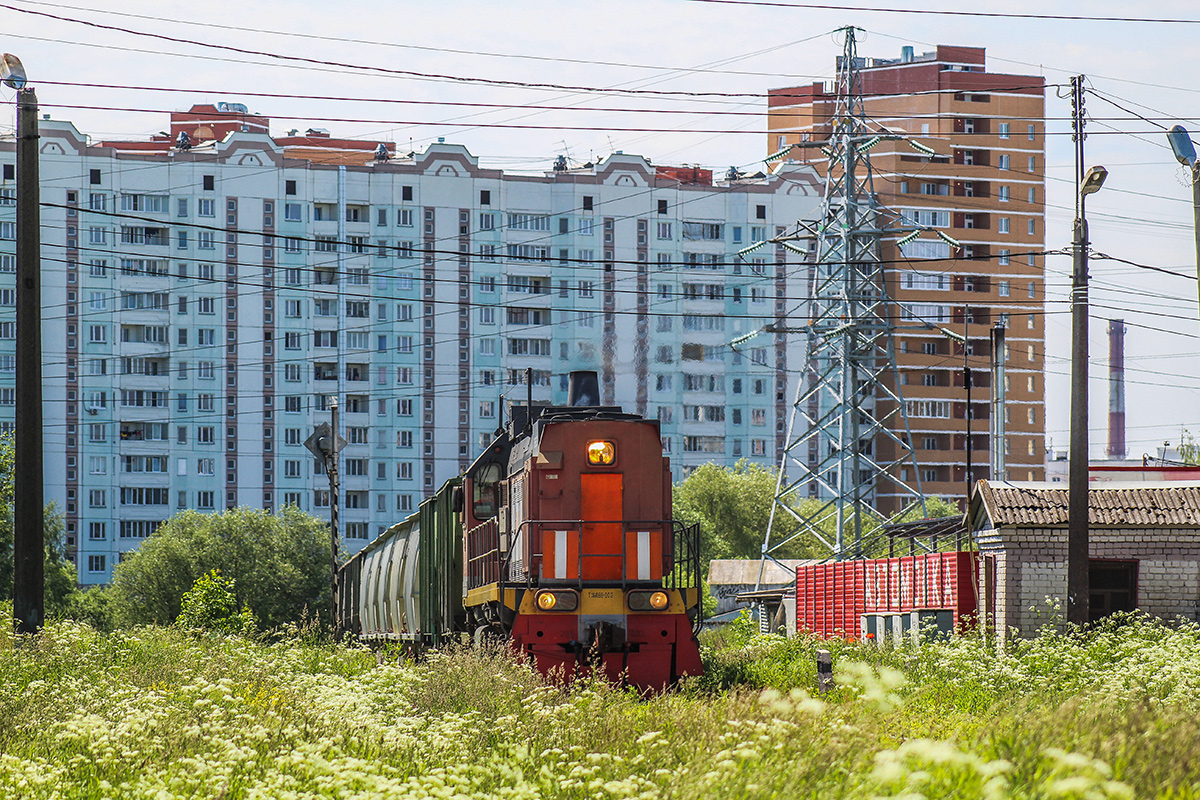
[3,54,43,635]
[1067,161,1108,628]
[1166,125,1200,334]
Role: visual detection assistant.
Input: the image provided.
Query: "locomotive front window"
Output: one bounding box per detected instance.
[473,462,501,519]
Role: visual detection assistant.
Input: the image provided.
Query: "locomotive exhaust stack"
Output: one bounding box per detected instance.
[567,370,600,407]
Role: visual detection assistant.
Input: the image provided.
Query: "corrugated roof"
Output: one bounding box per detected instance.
[974,481,1200,527]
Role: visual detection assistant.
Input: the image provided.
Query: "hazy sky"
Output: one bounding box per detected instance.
[3,0,1199,460]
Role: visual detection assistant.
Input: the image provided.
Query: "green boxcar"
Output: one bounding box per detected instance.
[337,478,464,644]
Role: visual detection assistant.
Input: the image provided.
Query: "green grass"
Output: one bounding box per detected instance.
[2,613,1200,797]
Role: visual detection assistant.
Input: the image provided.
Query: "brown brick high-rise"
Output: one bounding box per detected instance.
[768,45,1046,513]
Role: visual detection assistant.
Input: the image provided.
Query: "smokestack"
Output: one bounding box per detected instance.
[1107,320,1126,459]
[567,370,600,407]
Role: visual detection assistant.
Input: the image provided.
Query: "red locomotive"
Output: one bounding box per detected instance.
[338,371,704,691]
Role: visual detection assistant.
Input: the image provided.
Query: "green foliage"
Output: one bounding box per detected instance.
[3,615,1200,797]
[672,460,961,562]
[673,459,820,560]
[0,435,78,617]
[1180,430,1200,465]
[106,505,332,631]
[175,570,256,636]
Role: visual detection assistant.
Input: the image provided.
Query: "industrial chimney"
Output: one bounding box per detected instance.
[1107,319,1126,459]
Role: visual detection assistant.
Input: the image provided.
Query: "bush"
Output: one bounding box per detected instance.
[175,570,256,636]
[107,505,332,630]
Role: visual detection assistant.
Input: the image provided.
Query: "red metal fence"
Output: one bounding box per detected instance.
[795,551,980,639]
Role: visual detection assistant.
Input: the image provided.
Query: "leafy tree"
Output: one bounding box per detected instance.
[1179,431,1200,466]
[0,434,78,617]
[672,460,962,562]
[176,570,256,636]
[106,505,332,630]
[673,460,822,561]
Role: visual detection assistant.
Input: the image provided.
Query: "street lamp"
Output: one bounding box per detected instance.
[3,54,43,635]
[1067,162,1107,629]
[1167,125,1200,334]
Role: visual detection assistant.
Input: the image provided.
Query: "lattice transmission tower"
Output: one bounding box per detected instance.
[753,27,953,564]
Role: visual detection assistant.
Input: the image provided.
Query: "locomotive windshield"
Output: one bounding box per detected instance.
[472,461,501,519]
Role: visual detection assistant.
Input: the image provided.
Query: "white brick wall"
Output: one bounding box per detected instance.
[979,524,1200,638]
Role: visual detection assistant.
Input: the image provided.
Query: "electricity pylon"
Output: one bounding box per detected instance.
[750,27,953,566]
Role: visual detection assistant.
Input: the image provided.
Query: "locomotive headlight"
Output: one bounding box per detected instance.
[628,590,671,611]
[586,440,615,466]
[535,590,579,612]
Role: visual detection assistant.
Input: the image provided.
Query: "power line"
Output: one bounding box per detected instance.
[0,3,799,99]
[678,0,1200,24]
[19,0,833,80]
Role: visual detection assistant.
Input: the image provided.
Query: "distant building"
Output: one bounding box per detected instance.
[0,104,824,584]
[768,46,1047,511]
[1044,445,1200,484]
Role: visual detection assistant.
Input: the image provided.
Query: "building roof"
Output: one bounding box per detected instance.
[972,480,1200,528]
[707,559,815,585]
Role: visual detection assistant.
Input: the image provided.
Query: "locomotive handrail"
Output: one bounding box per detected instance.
[464,515,702,632]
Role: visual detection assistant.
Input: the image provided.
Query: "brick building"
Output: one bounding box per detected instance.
[768,46,1047,512]
[971,481,1200,638]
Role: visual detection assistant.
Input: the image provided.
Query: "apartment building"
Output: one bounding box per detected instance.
[767,45,1047,511]
[0,105,823,584]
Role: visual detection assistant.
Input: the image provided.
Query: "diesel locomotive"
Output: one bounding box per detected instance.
[336,371,703,691]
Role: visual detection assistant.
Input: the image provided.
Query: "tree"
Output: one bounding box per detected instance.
[673,460,823,561]
[1179,431,1199,465]
[0,434,78,617]
[106,505,332,630]
[672,460,962,561]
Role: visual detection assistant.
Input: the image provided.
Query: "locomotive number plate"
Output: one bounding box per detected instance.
[586,590,616,599]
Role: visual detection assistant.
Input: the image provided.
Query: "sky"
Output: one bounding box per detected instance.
[1,0,1199,461]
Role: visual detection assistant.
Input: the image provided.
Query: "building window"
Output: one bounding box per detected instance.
[87,555,106,573]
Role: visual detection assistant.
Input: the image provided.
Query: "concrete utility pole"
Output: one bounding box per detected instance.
[963,312,972,503]
[13,82,43,635]
[1165,125,1200,334]
[328,396,340,633]
[990,323,1007,481]
[1068,75,1108,628]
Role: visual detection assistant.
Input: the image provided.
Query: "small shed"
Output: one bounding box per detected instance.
[970,480,1200,637]
[708,559,813,633]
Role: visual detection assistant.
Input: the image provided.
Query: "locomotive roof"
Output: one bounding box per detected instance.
[465,405,660,479]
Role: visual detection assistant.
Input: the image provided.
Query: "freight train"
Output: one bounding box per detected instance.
[336,371,703,691]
